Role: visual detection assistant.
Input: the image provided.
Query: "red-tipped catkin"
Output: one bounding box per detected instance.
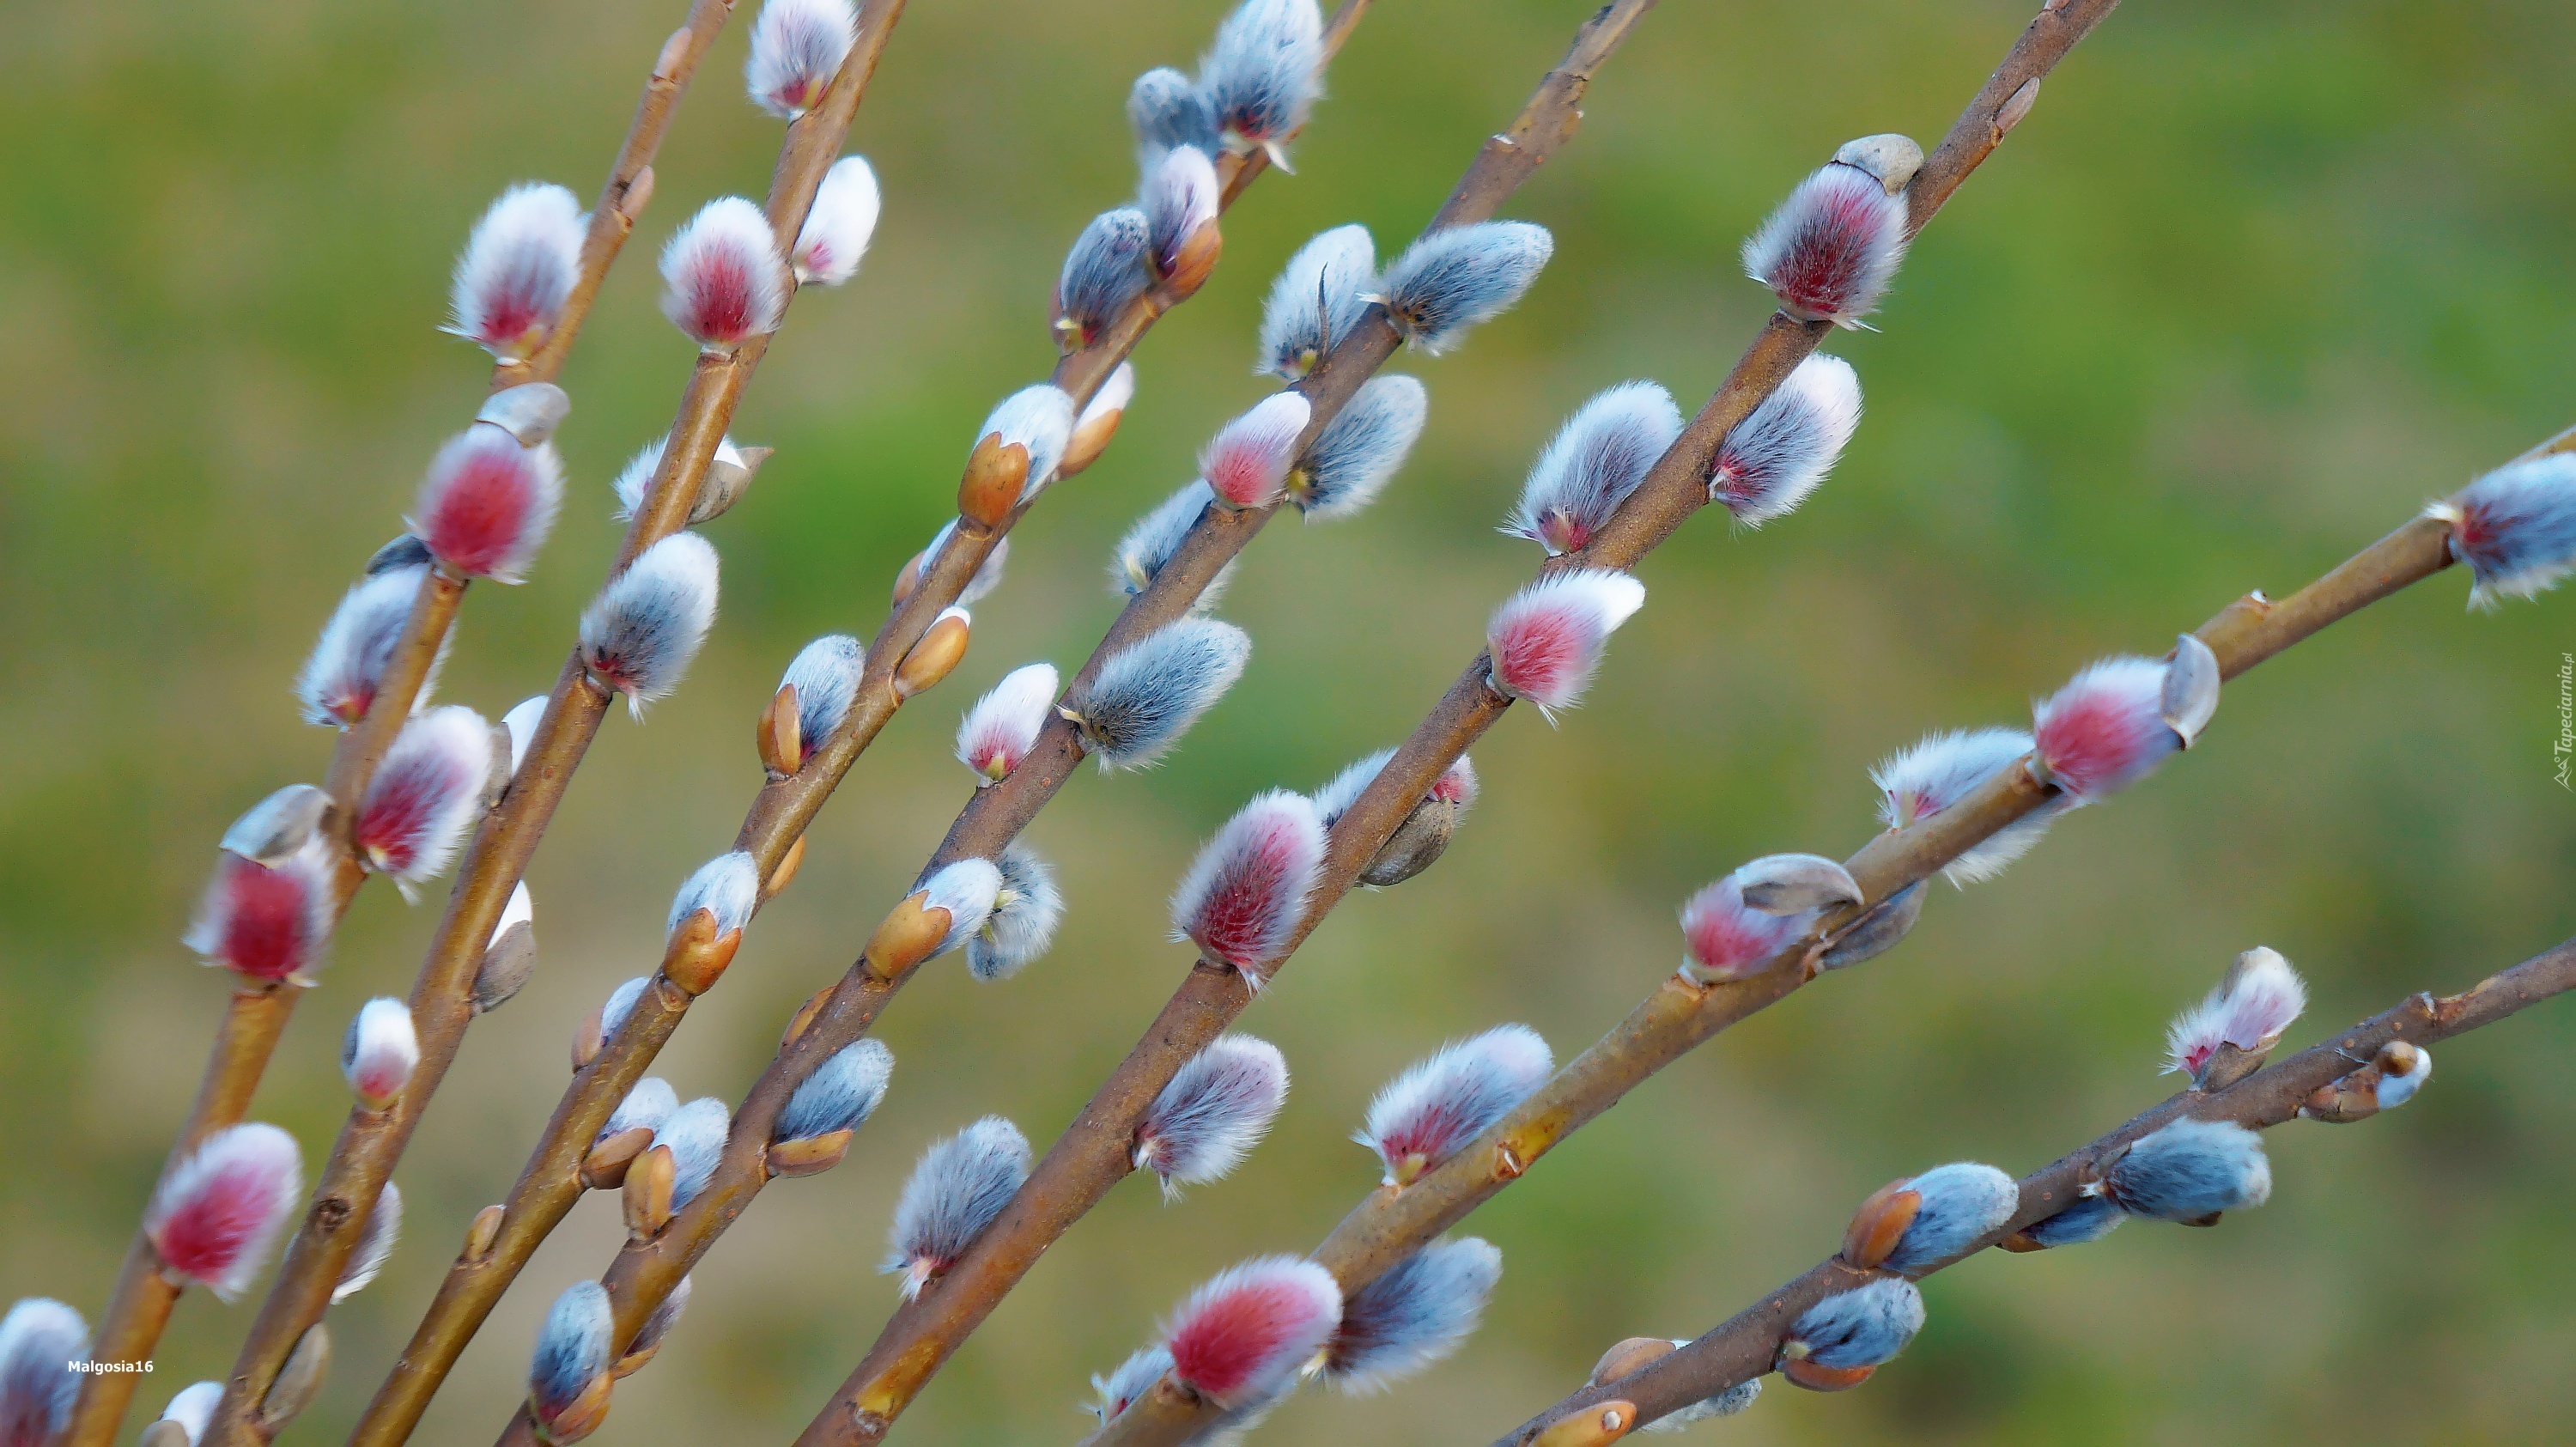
[355,704,491,894]
[2431,453,2576,608]
[2164,946,2306,1082]
[185,844,334,984]
[957,662,1060,785]
[143,1122,302,1299]
[0,1298,88,1445]
[1161,1255,1342,1409]
[2032,655,2182,800]
[1134,1034,1290,1199]
[1358,1025,1552,1187]
[1485,569,1646,720]
[1170,789,1326,984]
[580,532,721,715]
[526,1280,613,1439]
[1200,392,1311,509]
[1504,382,1684,556]
[1709,353,1862,527]
[412,428,563,582]
[1741,161,1908,328]
[659,198,789,352]
[1200,0,1325,167]
[1677,872,1814,984]
[1871,727,2060,885]
[298,563,447,727]
[745,0,856,119]
[341,998,419,1110]
[794,155,880,287]
[447,183,584,363]
[332,1181,402,1303]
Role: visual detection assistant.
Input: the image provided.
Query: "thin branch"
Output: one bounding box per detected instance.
[61,9,736,1444]
[793,4,2124,1442]
[197,6,909,1441]
[1499,936,2576,1442]
[351,9,1378,1441]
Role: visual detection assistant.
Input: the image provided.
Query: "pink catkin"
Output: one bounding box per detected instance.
[419,445,537,576]
[357,750,477,878]
[1166,1264,1339,1407]
[1487,606,1583,703]
[208,857,321,982]
[1754,167,1903,323]
[1188,816,1311,971]
[2033,659,2176,800]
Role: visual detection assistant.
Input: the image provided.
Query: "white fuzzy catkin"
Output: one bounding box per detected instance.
[1134,1035,1289,1197]
[298,564,449,727]
[968,844,1064,982]
[600,1077,678,1141]
[1258,223,1375,378]
[1109,481,1236,608]
[331,1182,402,1302]
[653,1098,732,1209]
[610,434,752,522]
[447,183,584,362]
[0,1298,89,1444]
[1200,0,1325,157]
[667,851,761,940]
[1504,381,1684,556]
[580,532,720,715]
[781,634,866,762]
[659,197,790,350]
[957,662,1060,785]
[1291,374,1427,520]
[1709,353,1862,526]
[1357,1025,1552,1185]
[775,1037,894,1142]
[883,1117,1030,1298]
[745,0,857,119]
[1871,727,2064,885]
[1375,222,1553,355]
[794,155,880,286]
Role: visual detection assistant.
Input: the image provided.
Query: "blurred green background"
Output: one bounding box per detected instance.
[6,0,2575,1442]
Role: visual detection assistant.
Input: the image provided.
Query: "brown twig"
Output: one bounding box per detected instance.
[352,11,1382,1444]
[60,11,737,1444]
[1498,936,2576,1442]
[194,7,909,1443]
[793,4,2127,1442]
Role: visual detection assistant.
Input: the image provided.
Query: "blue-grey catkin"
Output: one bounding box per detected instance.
[527,1280,612,1423]
[978,386,1078,496]
[1199,0,1324,156]
[2437,453,2576,608]
[782,635,865,757]
[1291,374,1427,520]
[366,532,434,575]
[598,976,649,1045]
[1645,1378,1761,1432]
[2100,1118,2272,1221]
[579,531,720,716]
[653,1098,732,1209]
[1057,209,1153,349]
[299,564,450,727]
[1884,1162,2019,1272]
[1322,1237,1502,1392]
[1257,223,1375,378]
[1090,1343,1175,1422]
[1504,381,1685,556]
[599,1077,678,1141]
[1787,1278,1923,1370]
[1375,222,1552,356]
[1129,67,1218,163]
[884,1117,1030,1298]
[1109,481,1235,609]
[0,1298,88,1444]
[774,1037,893,1143]
[1071,616,1253,770]
[1135,1035,1289,1198]
[2019,1195,2125,1249]
[968,844,1063,982]
[667,851,759,940]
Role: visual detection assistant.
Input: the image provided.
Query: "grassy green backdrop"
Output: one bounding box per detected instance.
[4,0,2573,1442]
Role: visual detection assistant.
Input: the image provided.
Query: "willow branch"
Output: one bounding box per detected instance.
[1500,935,2576,1442]
[61,11,737,1446]
[788,4,2126,1442]
[196,9,908,1443]
[356,12,1379,1445]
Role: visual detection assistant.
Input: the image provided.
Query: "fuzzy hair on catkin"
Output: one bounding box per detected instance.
[186,843,336,983]
[1057,209,1154,349]
[501,696,548,773]
[667,851,760,940]
[775,1037,894,1142]
[883,1117,1030,1299]
[659,197,790,350]
[1677,871,1814,984]
[1089,1342,1175,1424]
[744,0,856,118]
[654,1098,732,1209]
[1144,145,1219,273]
[1504,381,1684,556]
[1072,617,1253,769]
[411,429,564,583]
[1309,747,1395,827]
[1358,1025,1552,1186]
[1484,568,1647,720]
[2019,1195,2126,1249]
[2165,947,2307,1079]
[1322,1237,1503,1392]
[627,1275,692,1365]
[600,1077,679,1141]
[1643,1378,1762,1432]
[527,1280,613,1424]
[1291,374,1426,520]
[355,705,491,892]
[331,1182,402,1303]
[1376,221,1553,356]
[1742,162,1908,327]
[611,434,753,522]
[1787,1278,1924,1369]
[580,531,720,714]
[598,976,649,1047]
[0,1298,88,1445]
[1129,68,1218,164]
[1162,1255,1342,1409]
[1885,1162,2019,1272]
[298,564,450,727]
[1200,392,1312,510]
[919,857,1005,956]
[917,519,1013,608]
[341,998,419,1110]
[1871,727,2064,885]
[969,843,1065,982]
[1170,789,1326,978]
[794,154,880,286]
[1710,352,1862,526]
[957,663,1060,785]
[1257,223,1375,378]
[781,634,866,763]
[1109,481,1236,607]
[154,1379,225,1443]
[2437,453,2576,607]
[978,385,1078,496]
[1200,0,1325,154]
[2099,1118,2271,1221]
[1134,1034,1290,1197]
[143,1122,303,1300]
[2032,654,2181,800]
[447,182,584,363]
